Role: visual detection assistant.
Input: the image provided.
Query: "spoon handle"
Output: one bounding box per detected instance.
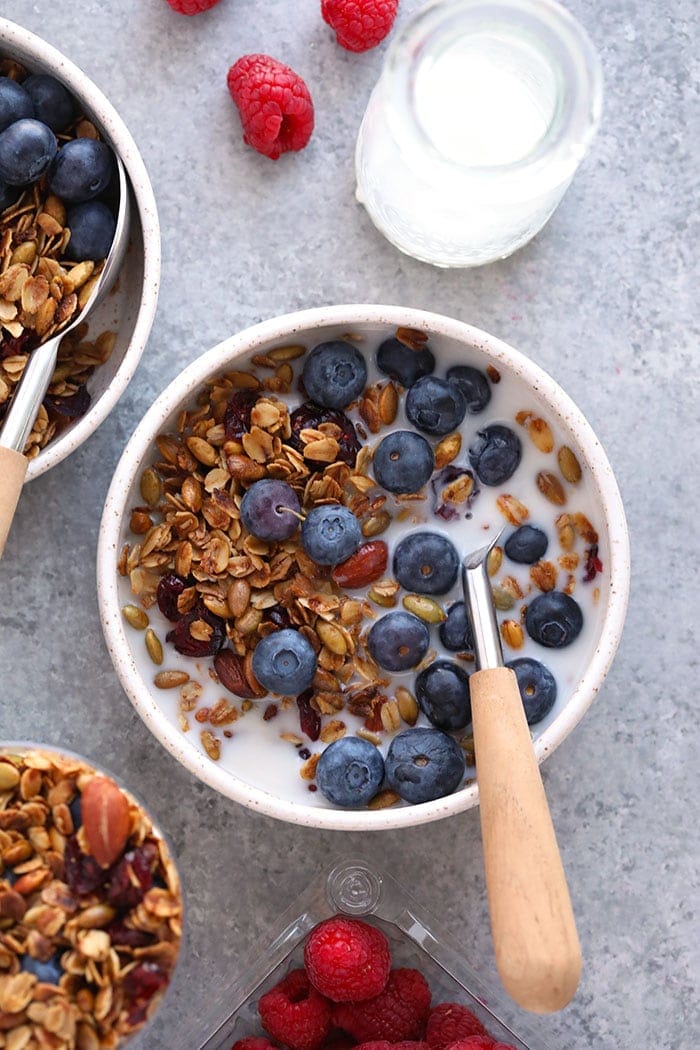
[470,665,581,1014]
[0,446,29,558]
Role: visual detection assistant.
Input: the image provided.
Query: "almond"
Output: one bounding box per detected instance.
[81,777,130,869]
[332,541,388,588]
[214,650,262,699]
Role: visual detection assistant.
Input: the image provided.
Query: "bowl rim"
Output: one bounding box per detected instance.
[0,16,161,481]
[97,304,631,831]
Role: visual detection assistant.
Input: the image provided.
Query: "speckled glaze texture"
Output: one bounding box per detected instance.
[0,1,697,1048]
[0,18,160,481]
[97,305,630,831]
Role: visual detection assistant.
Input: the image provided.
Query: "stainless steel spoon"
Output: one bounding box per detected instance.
[0,154,131,558]
[462,530,581,1013]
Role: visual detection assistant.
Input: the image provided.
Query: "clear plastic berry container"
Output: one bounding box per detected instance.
[194,859,552,1050]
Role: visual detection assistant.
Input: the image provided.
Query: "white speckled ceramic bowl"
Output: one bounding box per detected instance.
[0,18,160,480]
[97,306,630,831]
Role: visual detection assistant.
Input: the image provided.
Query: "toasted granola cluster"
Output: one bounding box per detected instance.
[0,57,116,457]
[0,748,182,1048]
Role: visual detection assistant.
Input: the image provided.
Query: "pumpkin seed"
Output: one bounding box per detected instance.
[396,686,419,725]
[362,510,391,537]
[434,431,461,469]
[367,789,401,810]
[139,468,162,509]
[402,594,446,623]
[145,629,163,666]
[121,604,149,630]
[492,586,515,611]
[317,620,348,656]
[558,445,582,484]
[528,417,554,453]
[487,545,503,577]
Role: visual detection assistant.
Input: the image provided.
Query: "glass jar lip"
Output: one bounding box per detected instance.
[384,0,603,183]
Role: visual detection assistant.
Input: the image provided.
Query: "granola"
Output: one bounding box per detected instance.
[0,747,182,1048]
[0,57,118,457]
[119,327,605,809]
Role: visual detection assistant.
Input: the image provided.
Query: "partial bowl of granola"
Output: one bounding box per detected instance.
[97,305,630,830]
[0,18,159,478]
[0,743,183,1046]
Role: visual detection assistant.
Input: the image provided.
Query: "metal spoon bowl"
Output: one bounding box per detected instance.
[0,153,131,557]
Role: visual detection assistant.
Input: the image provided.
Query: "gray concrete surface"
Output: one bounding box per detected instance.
[0,1,698,1047]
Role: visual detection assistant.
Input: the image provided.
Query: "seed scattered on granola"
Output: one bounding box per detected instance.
[558,445,582,484]
[487,544,503,577]
[402,594,446,624]
[496,493,529,525]
[144,628,163,666]
[121,604,149,630]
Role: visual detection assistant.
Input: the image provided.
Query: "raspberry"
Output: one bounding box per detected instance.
[321,0,399,53]
[304,917,391,1002]
[163,0,221,13]
[231,1039,280,1050]
[444,1041,496,1050]
[333,969,431,1043]
[259,969,332,1050]
[227,55,314,160]
[357,1043,431,1050]
[426,1005,487,1050]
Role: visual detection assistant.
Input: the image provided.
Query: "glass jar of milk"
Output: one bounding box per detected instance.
[355,0,603,267]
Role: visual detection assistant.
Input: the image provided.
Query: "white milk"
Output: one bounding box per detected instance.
[121,335,606,809]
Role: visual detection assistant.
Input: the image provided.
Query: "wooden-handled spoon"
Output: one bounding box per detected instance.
[462,532,581,1013]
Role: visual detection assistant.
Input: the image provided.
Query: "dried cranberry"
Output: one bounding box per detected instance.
[64,835,105,897]
[430,463,479,522]
[106,843,156,910]
[106,923,154,948]
[123,962,169,1025]
[289,402,361,468]
[157,573,188,622]
[224,389,258,439]
[297,689,321,742]
[0,330,31,361]
[44,384,91,419]
[583,544,603,582]
[166,603,226,657]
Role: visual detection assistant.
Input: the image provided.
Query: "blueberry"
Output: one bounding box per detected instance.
[504,525,548,564]
[240,479,300,541]
[525,591,583,648]
[393,532,460,595]
[22,74,75,132]
[301,505,361,566]
[302,340,367,409]
[373,430,434,494]
[69,795,82,830]
[439,601,474,653]
[405,376,467,436]
[316,736,385,808]
[50,137,114,202]
[468,424,522,486]
[0,179,19,211]
[415,659,471,730]
[507,657,558,724]
[21,953,62,984]
[368,611,430,672]
[0,119,57,185]
[0,77,34,132]
[65,201,116,261]
[376,336,435,387]
[385,727,465,804]
[251,628,317,695]
[446,365,491,414]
